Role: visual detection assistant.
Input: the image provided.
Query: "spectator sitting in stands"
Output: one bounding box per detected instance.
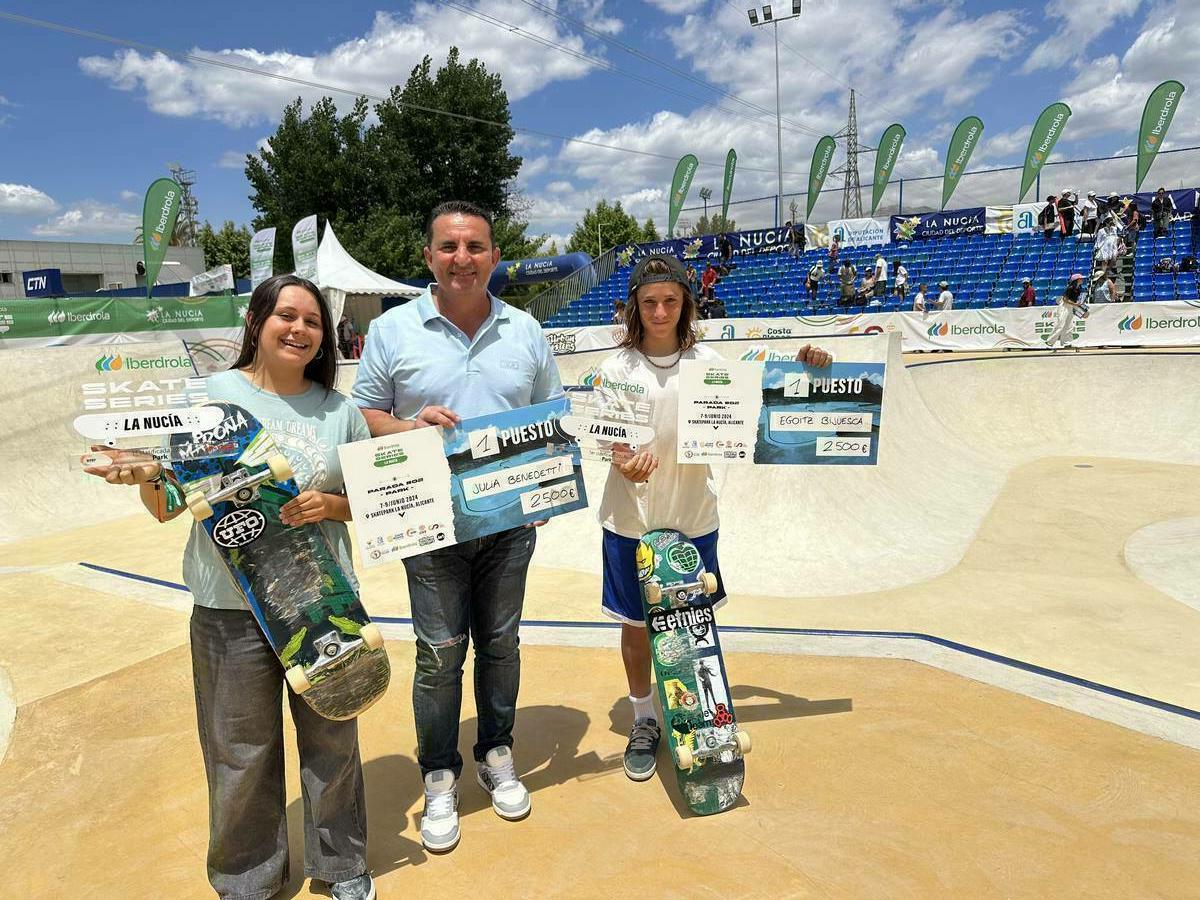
[805,261,825,304]
[701,262,718,301]
[1153,256,1178,274]
[1092,271,1115,304]
[893,260,908,300]
[612,299,626,324]
[873,253,888,297]
[1058,190,1077,237]
[829,235,841,266]
[1019,277,1036,308]
[912,283,928,312]
[838,259,857,306]
[856,270,878,302]
[935,280,954,310]
[1151,187,1175,238]
[1080,191,1099,237]
[707,296,727,319]
[1039,195,1059,240]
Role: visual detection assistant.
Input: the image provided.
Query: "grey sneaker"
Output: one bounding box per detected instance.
[623,717,661,781]
[420,769,460,852]
[475,746,531,820]
[331,873,375,900]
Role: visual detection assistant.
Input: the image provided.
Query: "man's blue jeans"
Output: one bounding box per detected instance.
[402,525,536,778]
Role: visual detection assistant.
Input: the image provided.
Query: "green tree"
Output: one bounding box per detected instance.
[689,213,737,236]
[246,48,533,279]
[197,220,253,279]
[567,200,657,256]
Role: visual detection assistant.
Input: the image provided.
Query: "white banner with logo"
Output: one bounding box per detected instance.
[826,216,891,248]
[1012,202,1044,235]
[292,215,319,281]
[189,264,235,297]
[542,301,1200,354]
[249,227,276,290]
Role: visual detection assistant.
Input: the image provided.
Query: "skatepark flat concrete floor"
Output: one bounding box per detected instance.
[0,344,1198,898]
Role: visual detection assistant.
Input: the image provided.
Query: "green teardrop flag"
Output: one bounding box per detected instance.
[1019,103,1071,202]
[807,136,836,219]
[871,124,905,214]
[942,116,984,209]
[668,154,699,237]
[142,178,182,298]
[721,149,737,224]
[1137,80,1185,190]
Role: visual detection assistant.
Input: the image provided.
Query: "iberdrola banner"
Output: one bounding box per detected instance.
[668,154,699,237]
[942,116,984,209]
[292,215,319,281]
[1019,102,1071,202]
[871,124,905,214]
[249,227,276,290]
[142,178,182,298]
[1137,80,1185,190]
[721,149,737,223]
[807,135,836,218]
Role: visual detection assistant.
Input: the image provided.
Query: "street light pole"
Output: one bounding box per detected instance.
[748,3,802,229]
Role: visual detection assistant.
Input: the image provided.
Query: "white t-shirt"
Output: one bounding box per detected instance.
[874,257,887,283]
[938,289,954,310]
[913,291,926,311]
[895,265,908,287]
[596,343,722,540]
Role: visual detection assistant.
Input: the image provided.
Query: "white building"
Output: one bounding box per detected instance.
[0,239,205,299]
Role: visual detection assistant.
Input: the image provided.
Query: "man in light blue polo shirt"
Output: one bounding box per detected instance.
[352,200,562,853]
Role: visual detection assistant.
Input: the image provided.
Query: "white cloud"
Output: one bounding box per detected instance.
[217,151,249,169]
[644,0,693,13]
[79,4,599,127]
[32,202,140,238]
[0,184,59,215]
[119,189,139,202]
[1023,0,1141,73]
[546,180,575,194]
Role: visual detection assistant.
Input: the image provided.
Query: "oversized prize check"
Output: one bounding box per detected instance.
[339,398,588,566]
[678,356,886,466]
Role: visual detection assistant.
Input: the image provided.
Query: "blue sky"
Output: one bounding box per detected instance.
[1,0,1197,255]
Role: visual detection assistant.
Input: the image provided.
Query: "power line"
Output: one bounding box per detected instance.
[437,0,822,140]
[0,10,814,177]
[512,0,827,139]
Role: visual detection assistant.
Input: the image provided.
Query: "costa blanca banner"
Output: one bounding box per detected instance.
[890,208,986,242]
[540,300,1200,355]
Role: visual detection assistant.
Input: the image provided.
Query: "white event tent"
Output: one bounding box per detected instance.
[315,222,422,343]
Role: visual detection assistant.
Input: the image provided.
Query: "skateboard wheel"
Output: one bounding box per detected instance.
[285,665,312,695]
[735,730,751,755]
[645,583,662,604]
[699,572,718,595]
[675,745,694,770]
[361,623,384,651]
[267,454,293,483]
[186,493,213,521]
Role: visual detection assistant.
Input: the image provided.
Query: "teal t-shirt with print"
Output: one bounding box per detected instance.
[181,369,371,610]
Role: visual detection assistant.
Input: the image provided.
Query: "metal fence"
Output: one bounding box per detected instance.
[527,246,618,322]
[677,145,1200,232]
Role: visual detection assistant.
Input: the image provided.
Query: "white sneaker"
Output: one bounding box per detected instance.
[420,769,460,852]
[475,746,531,820]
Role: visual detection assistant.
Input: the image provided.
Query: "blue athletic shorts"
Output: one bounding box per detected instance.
[601,528,727,627]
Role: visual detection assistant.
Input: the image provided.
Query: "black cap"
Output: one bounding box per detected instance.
[627,254,690,299]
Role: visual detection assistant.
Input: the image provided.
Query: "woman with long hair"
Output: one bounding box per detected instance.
[85,274,376,900]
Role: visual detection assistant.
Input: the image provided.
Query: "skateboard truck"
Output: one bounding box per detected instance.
[285,625,386,694]
[185,454,293,520]
[644,572,718,606]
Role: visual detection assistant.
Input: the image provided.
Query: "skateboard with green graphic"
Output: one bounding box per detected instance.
[637,528,749,815]
[170,402,390,721]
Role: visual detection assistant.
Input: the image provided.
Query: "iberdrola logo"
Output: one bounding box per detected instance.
[1119,315,1144,331]
[96,354,123,372]
[740,349,767,361]
[579,367,602,388]
[150,231,162,248]
[1145,134,1160,150]
[927,321,949,337]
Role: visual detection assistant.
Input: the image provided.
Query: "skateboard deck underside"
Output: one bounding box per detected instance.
[170,402,389,720]
[638,528,744,815]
